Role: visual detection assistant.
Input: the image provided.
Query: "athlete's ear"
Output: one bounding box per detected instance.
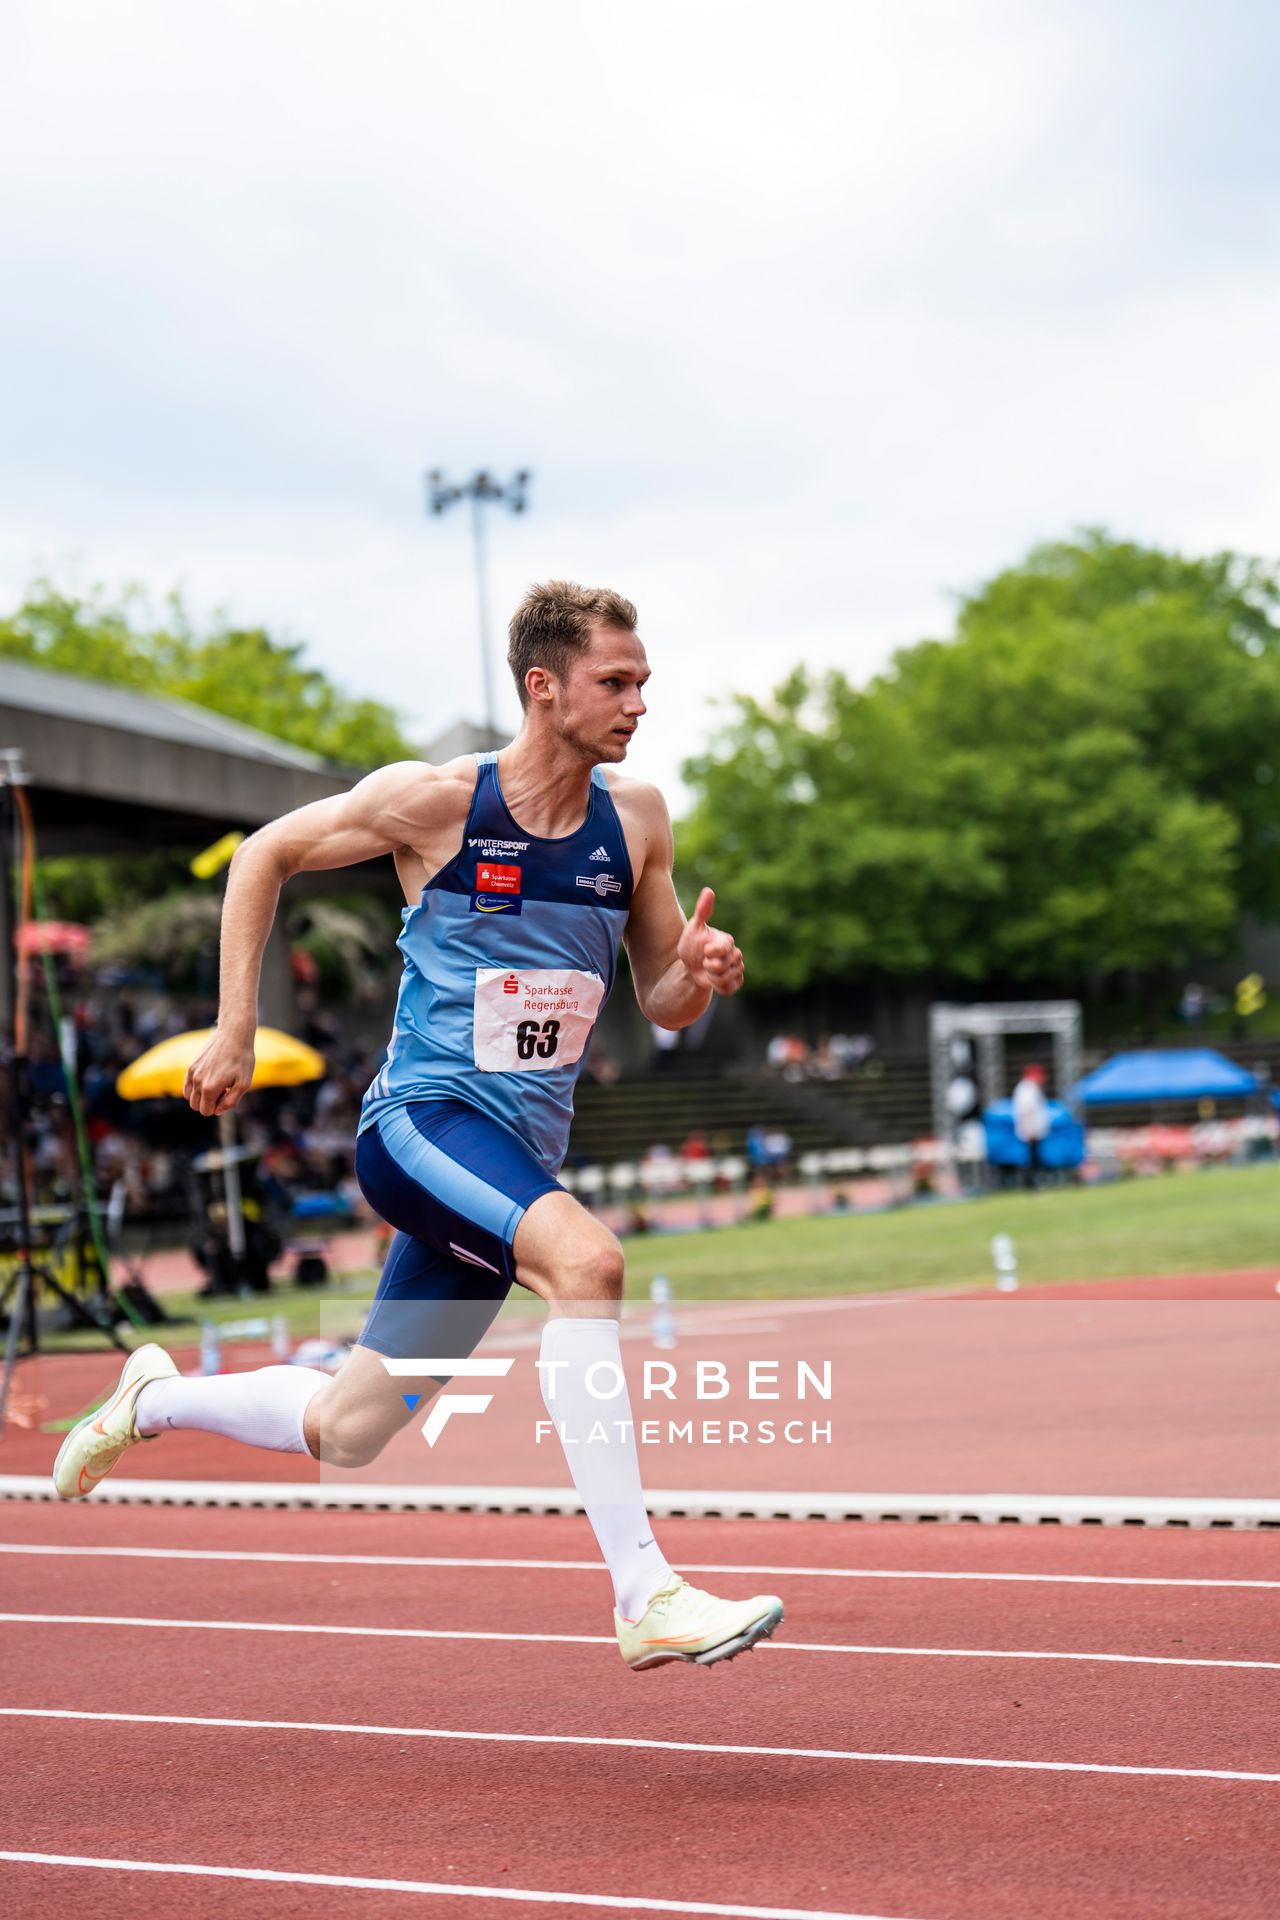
[525,666,554,706]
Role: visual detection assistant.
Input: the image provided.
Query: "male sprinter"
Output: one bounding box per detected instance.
[55,582,783,1670]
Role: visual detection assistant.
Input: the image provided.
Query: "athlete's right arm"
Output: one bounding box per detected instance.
[184,762,429,1116]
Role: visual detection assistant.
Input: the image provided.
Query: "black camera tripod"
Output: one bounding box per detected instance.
[0,755,125,1436]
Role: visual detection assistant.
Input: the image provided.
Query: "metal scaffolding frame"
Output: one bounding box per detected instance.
[930,1000,1083,1146]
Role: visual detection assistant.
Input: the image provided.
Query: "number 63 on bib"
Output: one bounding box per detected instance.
[472,967,606,1074]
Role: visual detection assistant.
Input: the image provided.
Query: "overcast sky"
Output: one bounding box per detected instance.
[3,0,1278,799]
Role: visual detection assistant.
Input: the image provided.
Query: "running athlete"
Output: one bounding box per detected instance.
[54,581,783,1668]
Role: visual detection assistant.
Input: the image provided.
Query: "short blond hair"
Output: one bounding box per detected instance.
[507,580,638,710]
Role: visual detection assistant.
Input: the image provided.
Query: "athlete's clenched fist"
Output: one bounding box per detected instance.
[184,1029,257,1117]
[677,888,745,997]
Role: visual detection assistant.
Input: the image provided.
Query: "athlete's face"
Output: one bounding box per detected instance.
[557,627,650,762]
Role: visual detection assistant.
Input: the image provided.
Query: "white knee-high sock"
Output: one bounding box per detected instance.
[538,1317,674,1619]
[135,1367,328,1457]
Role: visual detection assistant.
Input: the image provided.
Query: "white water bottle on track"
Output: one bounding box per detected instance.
[199,1319,222,1375]
[650,1274,676,1349]
[992,1233,1019,1292]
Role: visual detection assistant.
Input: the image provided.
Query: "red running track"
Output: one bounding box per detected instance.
[7,1285,1279,1497]
[2,1503,1278,1920]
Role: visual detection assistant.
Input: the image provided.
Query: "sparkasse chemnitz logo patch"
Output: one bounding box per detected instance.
[475,862,521,894]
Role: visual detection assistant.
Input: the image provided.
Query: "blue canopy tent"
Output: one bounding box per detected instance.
[1074,1048,1258,1106]
[983,1099,1085,1170]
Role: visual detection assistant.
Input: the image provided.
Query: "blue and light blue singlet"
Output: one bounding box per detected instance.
[359,752,633,1176]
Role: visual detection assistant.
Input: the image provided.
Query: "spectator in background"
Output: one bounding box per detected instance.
[833,1032,875,1072]
[765,1034,809,1081]
[1011,1064,1050,1190]
[640,1141,679,1194]
[747,1124,791,1173]
[810,1038,840,1080]
[584,1044,620,1086]
[650,1021,680,1071]
[1180,981,1208,1030]
[764,1126,792,1169]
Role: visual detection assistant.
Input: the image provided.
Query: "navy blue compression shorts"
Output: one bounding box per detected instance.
[354,1099,563,1360]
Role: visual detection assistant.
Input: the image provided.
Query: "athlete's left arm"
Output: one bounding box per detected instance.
[621,786,745,1028]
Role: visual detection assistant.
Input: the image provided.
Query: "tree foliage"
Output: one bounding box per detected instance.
[89,891,223,994]
[3,581,418,923]
[89,888,395,1004]
[1,582,415,769]
[680,532,1280,990]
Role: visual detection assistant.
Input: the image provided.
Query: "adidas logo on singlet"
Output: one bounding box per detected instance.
[588,846,610,860]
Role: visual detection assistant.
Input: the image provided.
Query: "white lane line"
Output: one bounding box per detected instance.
[0,1612,602,1648]
[4,1708,1278,1784]
[3,1613,1278,1672]
[0,1852,911,1920]
[2,1543,1276,1588]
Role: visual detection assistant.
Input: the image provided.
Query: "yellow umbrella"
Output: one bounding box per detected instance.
[117,1027,326,1266]
[117,1027,326,1100]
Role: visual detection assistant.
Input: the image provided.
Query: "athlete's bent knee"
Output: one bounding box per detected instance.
[548,1237,625,1304]
[311,1404,394,1471]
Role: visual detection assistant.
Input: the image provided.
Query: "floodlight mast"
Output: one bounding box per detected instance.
[425,469,531,737]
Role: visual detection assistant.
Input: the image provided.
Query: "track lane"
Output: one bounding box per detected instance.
[2,1542,1276,1666]
[6,1611,1279,1674]
[2,1621,1277,1775]
[4,1718,1275,1920]
[5,1509,1278,1919]
[0,1854,914,1920]
[11,1295,1279,1497]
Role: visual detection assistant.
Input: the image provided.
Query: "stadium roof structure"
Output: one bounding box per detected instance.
[1075,1048,1259,1105]
[0,657,357,854]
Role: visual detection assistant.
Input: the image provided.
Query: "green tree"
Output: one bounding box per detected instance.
[89,891,223,995]
[680,532,1278,990]
[2,582,418,922]
[90,888,396,1004]
[0,582,415,769]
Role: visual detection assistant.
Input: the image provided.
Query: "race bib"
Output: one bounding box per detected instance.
[473,967,605,1074]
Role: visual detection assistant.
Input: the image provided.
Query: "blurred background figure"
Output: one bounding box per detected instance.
[1179,981,1208,1032]
[1011,1064,1050,1190]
